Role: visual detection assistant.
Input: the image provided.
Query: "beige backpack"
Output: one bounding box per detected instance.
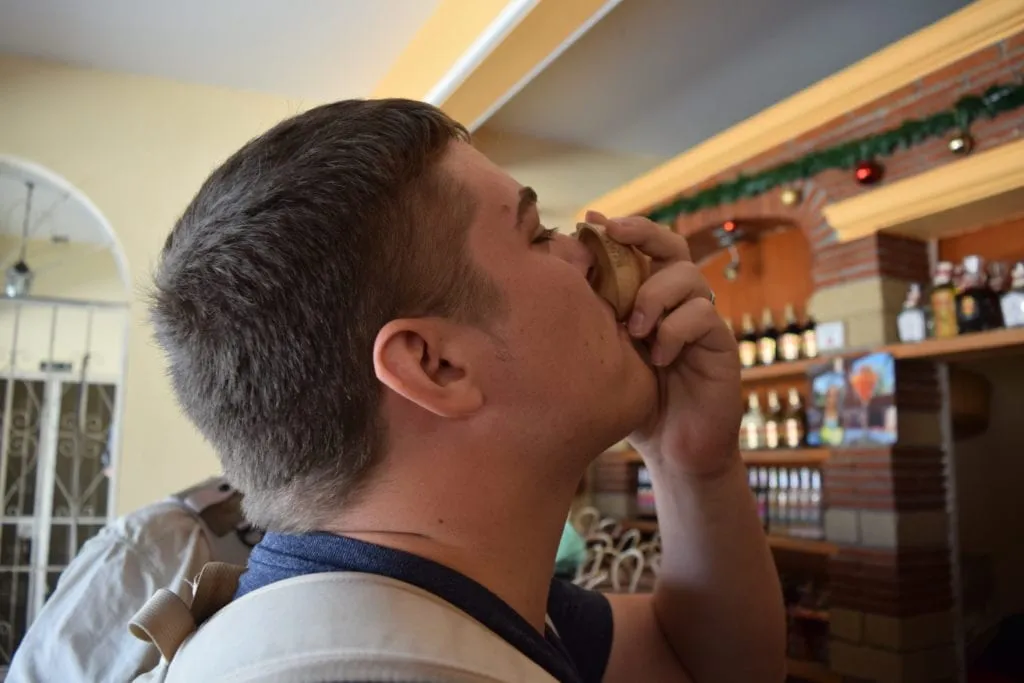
[130,562,559,683]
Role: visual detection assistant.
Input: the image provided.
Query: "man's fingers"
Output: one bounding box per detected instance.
[585,210,691,263]
[648,298,726,367]
[628,263,712,339]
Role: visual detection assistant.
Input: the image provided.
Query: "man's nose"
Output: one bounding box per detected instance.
[554,232,596,279]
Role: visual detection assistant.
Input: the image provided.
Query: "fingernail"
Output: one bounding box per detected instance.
[629,310,645,336]
[650,344,665,366]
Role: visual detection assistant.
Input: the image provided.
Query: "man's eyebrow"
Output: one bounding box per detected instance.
[516,186,538,227]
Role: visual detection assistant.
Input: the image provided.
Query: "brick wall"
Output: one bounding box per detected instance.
[673,30,1024,288]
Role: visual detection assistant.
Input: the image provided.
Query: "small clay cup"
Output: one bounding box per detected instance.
[575,222,650,320]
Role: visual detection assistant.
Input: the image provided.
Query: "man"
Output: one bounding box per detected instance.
[148,99,785,682]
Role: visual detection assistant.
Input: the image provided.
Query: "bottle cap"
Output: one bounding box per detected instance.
[575,222,650,320]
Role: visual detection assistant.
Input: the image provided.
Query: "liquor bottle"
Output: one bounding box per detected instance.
[740,393,765,450]
[756,467,769,532]
[789,468,803,537]
[738,313,758,369]
[957,255,1004,333]
[757,308,778,366]
[748,468,763,528]
[764,390,782,449]
[776,469,790,536]
[988,261,1010,294]
[779,304,803,362]
[953,262,967,296]
[801,313,818,359]
[797,467,813,538]
[1001,262,1024,328]
[809,470,823,540]
[896,283,928,343]
[767,468,779,533]
[782,387,806,448]
[930,261,959,338]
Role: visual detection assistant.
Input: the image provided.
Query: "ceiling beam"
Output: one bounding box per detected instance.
[371,0,527,103]
[580,0,1024,221]
[373,0,622,130]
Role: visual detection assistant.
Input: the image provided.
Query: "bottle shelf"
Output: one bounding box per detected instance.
[613,448,829,466]
[788,606,830,623]
[741,358,818,382]
[786,658,840,683]
[742,448,829,465]
[767,535,837,556]
[739,327,1024,384]
[886,326,1024,361]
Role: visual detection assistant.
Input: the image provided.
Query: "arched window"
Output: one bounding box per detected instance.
[0,157,129,665]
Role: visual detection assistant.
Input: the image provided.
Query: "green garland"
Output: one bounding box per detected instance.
[647,82,1024,225]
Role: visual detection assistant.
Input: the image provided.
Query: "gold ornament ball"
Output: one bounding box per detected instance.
[780,187,802,207]
[948,133,974,155]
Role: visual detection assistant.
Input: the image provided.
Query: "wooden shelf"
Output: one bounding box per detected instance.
[884,326,1024,362]
[786,658,840,683]
[739,328,1024,385]
[611,448,829,466]
[742,448,829,465]
[823,138,1024,244]
[768,535,837,556]
[741,358,817,382]
[789,606,830,623]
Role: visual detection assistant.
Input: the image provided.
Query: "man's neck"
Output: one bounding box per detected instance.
[324,449,582,632]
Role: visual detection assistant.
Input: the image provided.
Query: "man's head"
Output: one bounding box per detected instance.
[152,99,654,532]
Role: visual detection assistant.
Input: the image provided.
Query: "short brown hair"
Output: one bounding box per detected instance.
[151,99,503,531]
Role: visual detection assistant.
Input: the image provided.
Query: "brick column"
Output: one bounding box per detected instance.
[824,361,957,682]
[808,234,931,348]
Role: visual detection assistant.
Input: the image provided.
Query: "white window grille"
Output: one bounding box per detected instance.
[0,298,127,667]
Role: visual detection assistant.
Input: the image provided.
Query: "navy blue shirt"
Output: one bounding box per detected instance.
[236,532,614,683]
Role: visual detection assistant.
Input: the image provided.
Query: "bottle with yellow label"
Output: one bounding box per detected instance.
[779,304,802,362]
[738,313,758,368]
[930,261,959,338]
[757,308,778,366]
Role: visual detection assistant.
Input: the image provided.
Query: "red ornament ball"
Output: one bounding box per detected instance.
[854,160,884,185]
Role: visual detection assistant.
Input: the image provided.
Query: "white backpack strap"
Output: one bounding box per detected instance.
[134,567,559,683]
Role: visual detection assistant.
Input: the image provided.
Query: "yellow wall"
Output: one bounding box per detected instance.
[0,55,312,513]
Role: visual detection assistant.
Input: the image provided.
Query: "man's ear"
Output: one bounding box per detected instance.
[373,318,484,418]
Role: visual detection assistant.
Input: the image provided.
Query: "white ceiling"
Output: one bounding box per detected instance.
[0,0,440,101]
[490,0,973,158]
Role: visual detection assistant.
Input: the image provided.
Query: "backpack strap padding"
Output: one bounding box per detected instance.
[128,589,195,662]
[129,561,246,662]
[160,570,559,683]
[189,562,245,624]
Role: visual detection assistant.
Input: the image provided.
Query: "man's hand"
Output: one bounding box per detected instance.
[585,211,742,475]
[587,212,786,683]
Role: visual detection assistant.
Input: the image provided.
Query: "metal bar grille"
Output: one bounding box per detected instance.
[0,299,124,665]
